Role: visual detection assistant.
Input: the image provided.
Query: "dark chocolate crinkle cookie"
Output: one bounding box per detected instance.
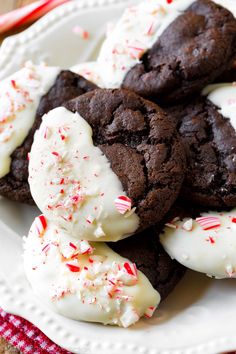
[109,226,186,300]
[0,70,97,204]
[65,88,186,230]
[122,0,236,105]
[169,96,236,208]
[216,62,236,83]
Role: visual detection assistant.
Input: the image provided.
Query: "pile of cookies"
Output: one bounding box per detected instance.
[1,0,236,327]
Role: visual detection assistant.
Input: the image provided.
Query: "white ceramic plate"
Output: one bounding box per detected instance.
[1,1,236,353]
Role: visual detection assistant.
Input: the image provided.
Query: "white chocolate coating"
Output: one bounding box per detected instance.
[0,62,60,178]
[29,107,139,242]
[202,83,236,131]
[70,61,105,88]
[160,210,236,279]
[24,216,160,327]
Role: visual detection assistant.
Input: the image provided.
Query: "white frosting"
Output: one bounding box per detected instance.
[72,0,235,89]
[0,62,60,178]
[29,107,139,242]
[202,83,236,131]
[24,216,160,327]
[160,210,236,279]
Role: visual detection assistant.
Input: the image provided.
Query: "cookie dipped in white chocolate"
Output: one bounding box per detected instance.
[72,1,236,89]
[72,0,196,88]
[0,62,60,178]
[29,107,139,242]
[202,82,236,131]
[160,210,236,279]
[24,215,160,327]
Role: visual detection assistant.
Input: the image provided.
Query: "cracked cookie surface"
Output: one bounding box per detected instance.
[65,88,186,230]
[170,97,236,208]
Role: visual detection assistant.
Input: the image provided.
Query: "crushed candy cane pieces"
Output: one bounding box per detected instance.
[124,262,137,277]
[115,196,132,215]
[196,216,221,231]
[66,263,81,273]
[182,219,193,231]
[144,306,156,318]
[73,25,90,39]
[33,215,47,237]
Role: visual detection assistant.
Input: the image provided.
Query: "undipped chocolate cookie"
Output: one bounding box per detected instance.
[171,82,236,208]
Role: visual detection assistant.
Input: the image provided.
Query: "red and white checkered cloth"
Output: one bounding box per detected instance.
[0,308,72,353]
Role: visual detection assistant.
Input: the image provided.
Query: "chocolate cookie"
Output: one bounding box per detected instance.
[216,61,236,83]
[169,83,236,208]
[109,226,186,300]
[65,88,186,231]
[0,70,97,204]
[122,0,236,105]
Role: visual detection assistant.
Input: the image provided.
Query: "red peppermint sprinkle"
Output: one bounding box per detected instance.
[146,22,154,36]
[127,46,143,52]
[115,196,132,214]
[42,243,50,254]
[70,253,79,260]
[73,25,89,39]
[206,237,215,244]
[33,215,47,237]
[108,279,116,286]
[66,263,80,272]
[86,215,94,224]
[166,0,173,3]
[42,126,50,139]
[11,79,17,89]
[69,242,77,250]
[232,217,236,223]
[51,151,60,157]
[144,306,156,318]
[82,31,89,40]
[58,127,68,141]
[196,216,221,230]
[123,262,137,277]
[127,45,144,59]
